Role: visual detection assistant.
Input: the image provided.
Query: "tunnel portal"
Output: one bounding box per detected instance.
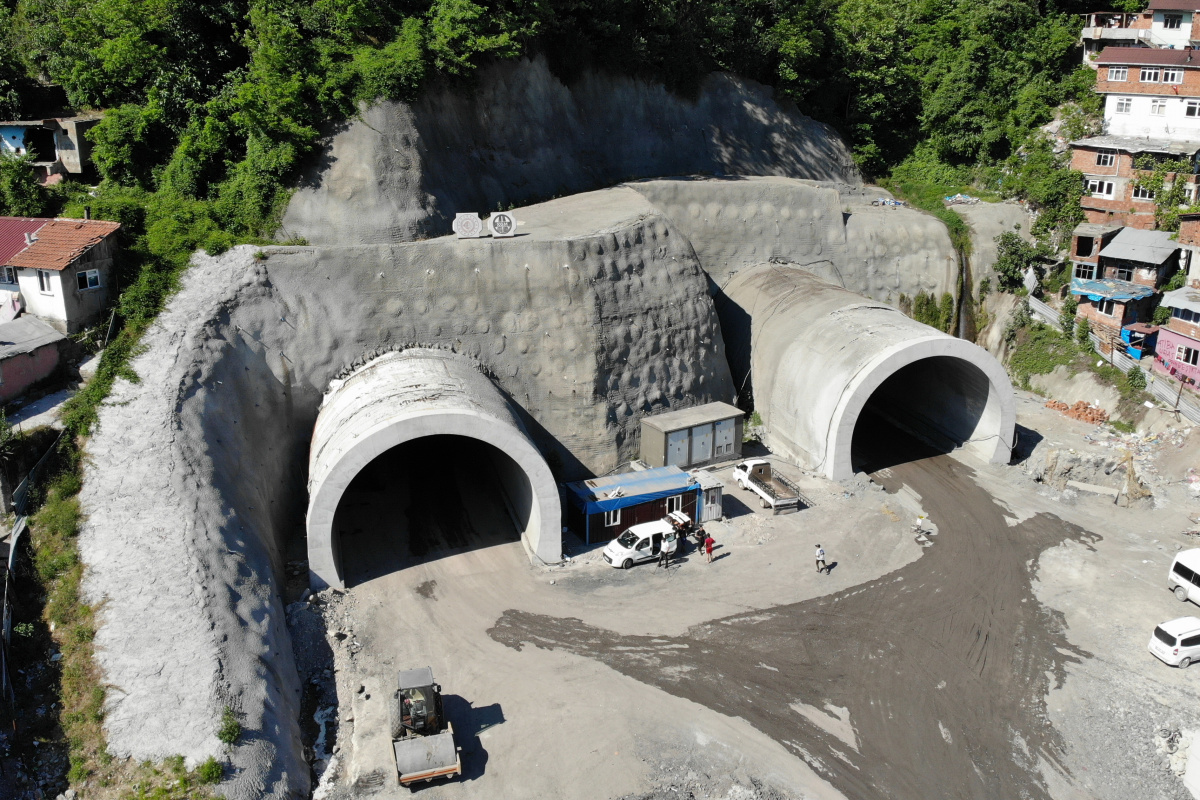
[334,435,529,586]
[850,356,992,474]
[307,349,562,589]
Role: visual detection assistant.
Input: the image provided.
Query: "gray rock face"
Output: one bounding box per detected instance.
[280,56,859,246]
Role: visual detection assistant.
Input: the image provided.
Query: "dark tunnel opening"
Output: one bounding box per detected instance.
[851,356,991,474]
[333,435,527,587]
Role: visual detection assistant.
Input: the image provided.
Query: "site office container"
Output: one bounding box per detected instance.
[639,401,744,469]
[563,466,702,544]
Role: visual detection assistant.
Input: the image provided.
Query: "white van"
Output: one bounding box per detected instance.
[602,520,675,569]
[1148,616,1200,668]
[1168,549,1200,604]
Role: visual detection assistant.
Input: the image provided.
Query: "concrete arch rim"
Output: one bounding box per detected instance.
[822,335,1016,480]
[307,409,562,589]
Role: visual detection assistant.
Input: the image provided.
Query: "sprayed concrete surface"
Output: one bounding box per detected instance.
[631,177,957,303]
[280,57,858,246]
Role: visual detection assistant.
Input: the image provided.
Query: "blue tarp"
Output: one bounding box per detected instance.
[565,466,698,514]
[1070,276,1155,302]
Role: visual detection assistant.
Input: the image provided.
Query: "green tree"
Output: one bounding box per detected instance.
[1059,295,1078,335]
[1075,317,1091,346]
[993,231,1045,291]
[0,153,45,216]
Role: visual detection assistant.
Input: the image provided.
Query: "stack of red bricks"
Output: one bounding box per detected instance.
[1045,400,1109,424]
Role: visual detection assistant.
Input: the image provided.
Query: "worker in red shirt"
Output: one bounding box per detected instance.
[704,533,715,564]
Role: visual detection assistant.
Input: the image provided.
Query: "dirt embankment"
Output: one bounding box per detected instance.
[488,454,1096,800]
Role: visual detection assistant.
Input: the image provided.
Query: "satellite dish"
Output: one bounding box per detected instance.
[490,212,516,238]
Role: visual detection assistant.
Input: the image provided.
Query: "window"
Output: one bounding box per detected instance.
[1175,307,1200,323]
[1108,66,1129,82]
[1178,345,1200,366]
[666,494,683,514]
[603,508,621,527]
[1152,98,1168,115]
[1076,237,1094,258]
[1074,263,1096,280]
[36,269,52,294]
[1141,67,1162,83]
[76,269,100,291]
[1132,185,1155,200]
[1155,627,1177,646]
[1087,179,1115,199]
[1113,266,1134,281]
[1116,97,1133,114]
[1164,13,1183,29]
[1183,634,1200,648]
[1096,149,1116,167]
[1097,298,1117,316]
[1,267,13,284]
[1190,100,1200,118]
[1176,561,1198,583]
[1163,68,1184,84]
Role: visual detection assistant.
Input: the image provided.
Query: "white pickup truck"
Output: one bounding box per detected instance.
[732,459,806,514]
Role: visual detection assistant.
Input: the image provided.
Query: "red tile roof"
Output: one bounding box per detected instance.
[0,218,49,266]
[1148,0,1200,10]
[5,219,121,271]
[1096,46,1200,65]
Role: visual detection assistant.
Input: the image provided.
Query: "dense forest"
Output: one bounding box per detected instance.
[0,0,1142,426]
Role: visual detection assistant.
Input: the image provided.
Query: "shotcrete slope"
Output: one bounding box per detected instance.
[630,177,958,302]
[78,188,734,798]
[280,56,859,246]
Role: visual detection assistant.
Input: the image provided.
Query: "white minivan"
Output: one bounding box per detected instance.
[602,520,675,569]
[1168,548,1200,604]
[1148,616,1200,668]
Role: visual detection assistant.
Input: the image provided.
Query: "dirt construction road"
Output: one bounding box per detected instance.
[490,453,1094,800]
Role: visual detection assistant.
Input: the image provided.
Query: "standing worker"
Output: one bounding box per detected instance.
[815,543,827,574]
[659,533,677,568]
[705,534,715,564]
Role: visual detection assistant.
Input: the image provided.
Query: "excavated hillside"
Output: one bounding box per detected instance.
[76,58,971,800]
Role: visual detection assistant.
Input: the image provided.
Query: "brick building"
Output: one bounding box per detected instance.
[1080,1,1200,64]
[1069,226,1179,350]
[1070,137,1200,228]
[1071,44,1200,228]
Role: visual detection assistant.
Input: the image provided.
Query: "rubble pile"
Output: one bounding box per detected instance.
[1045,400,1109,424]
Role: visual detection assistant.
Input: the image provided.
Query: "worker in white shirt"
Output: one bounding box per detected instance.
[815,544,827,574]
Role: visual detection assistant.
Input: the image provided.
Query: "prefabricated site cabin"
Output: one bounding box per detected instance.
[690,469,724,523]
[564,466,702,544]
[639,402,744,469]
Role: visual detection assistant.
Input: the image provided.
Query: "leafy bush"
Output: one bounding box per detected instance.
[1126,365,1147,391]
[1154,305,1172,325]
[1075,318,1091,346]
[197,757,223,785]
[1059,295,1078,334]
[217,707,241,746]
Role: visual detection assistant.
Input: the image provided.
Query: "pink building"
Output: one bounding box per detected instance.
[1152,286,1200,390]
[0,315,67,403]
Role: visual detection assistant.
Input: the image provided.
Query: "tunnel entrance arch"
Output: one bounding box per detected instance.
[307,349,561,589]
[720,266,1016,481]
[826,337,1015,479]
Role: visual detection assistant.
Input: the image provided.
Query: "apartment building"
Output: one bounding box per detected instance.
[1069,226,1179,351]
[1081,1,1200,63]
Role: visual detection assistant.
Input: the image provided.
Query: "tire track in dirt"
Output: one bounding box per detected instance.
[488,454,1098,799]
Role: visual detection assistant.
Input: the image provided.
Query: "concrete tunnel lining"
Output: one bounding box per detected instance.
[306,349,562,589]
[828,336,1016,479]
[720,265,1016,481]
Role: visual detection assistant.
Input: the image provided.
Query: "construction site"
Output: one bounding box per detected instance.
[56,57,1200,800]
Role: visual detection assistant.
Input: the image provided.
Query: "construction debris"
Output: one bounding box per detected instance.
[1045,399,1109,424]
